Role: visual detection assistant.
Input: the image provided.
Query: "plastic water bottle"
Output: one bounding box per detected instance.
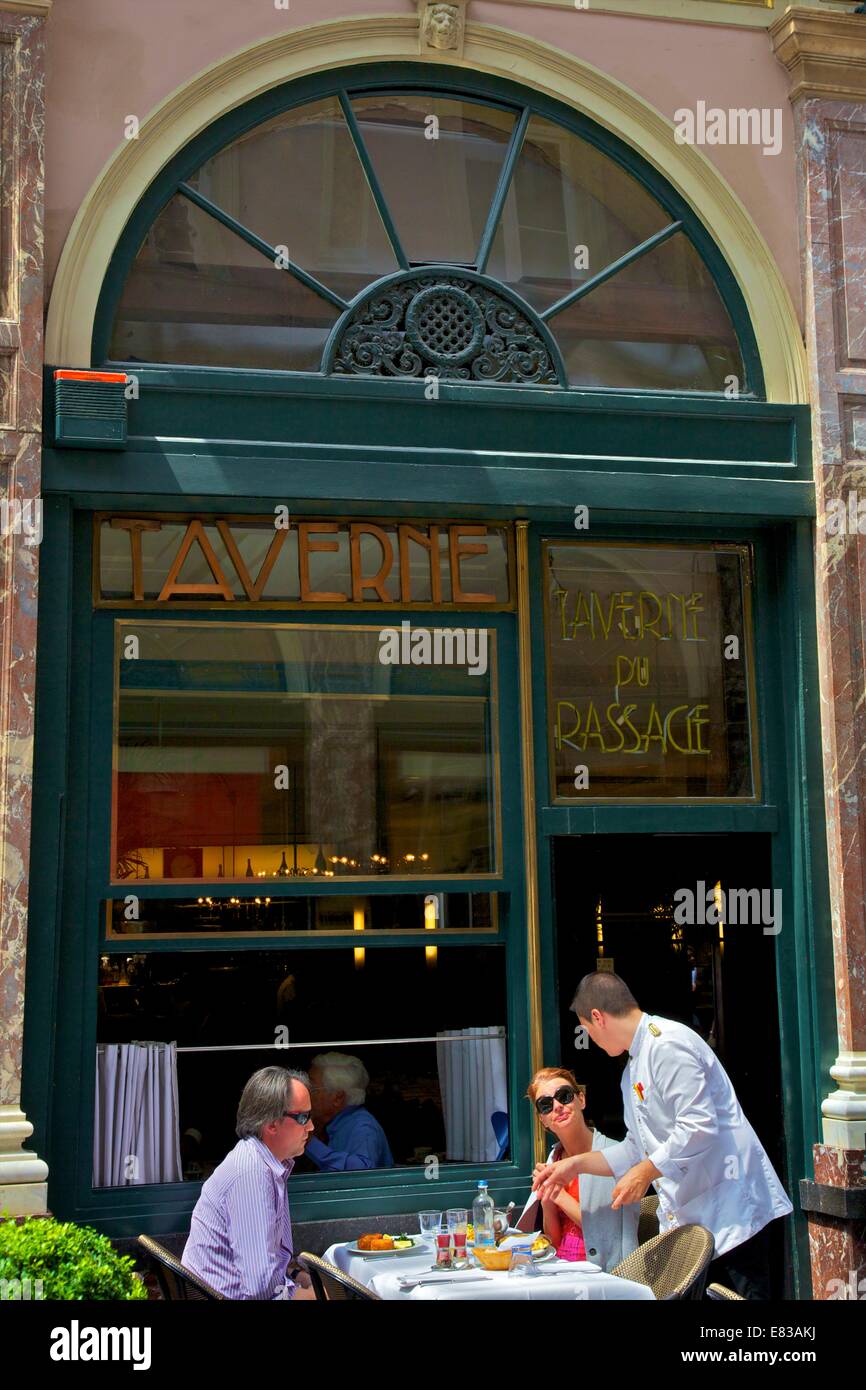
[472,1181,495,1250]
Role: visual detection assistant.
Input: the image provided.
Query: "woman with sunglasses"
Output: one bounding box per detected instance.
[515,1067,639,1270]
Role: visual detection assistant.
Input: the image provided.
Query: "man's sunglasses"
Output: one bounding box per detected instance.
[283,1110,312,1126]
[534,1086,578,1116]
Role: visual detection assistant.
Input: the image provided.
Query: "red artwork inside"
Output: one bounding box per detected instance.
[116,773,263,857]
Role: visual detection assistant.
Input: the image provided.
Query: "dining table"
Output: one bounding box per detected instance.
[323,1240,656,1301]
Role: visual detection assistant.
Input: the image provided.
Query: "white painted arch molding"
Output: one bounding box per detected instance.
[46,14,807,403]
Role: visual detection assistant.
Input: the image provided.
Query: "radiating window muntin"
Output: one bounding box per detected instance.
[105,78,753,394]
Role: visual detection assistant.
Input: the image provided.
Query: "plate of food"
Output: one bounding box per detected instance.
[347,1233,421,1256]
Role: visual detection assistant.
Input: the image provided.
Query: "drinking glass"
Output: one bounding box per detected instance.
[446,1208,469,1265]
[508,1244,537,1277]
[435,1230,454,1269]
[419,1210,442,1246]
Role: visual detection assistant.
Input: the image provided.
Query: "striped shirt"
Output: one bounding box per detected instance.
[183,1137,296,1300]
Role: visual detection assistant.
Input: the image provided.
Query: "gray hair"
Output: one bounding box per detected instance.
[236,1066,310,1139]
[312,1052,368,1107]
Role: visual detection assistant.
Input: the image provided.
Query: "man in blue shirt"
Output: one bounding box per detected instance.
[305,1052,394,1172]
[183,1066,316,1299]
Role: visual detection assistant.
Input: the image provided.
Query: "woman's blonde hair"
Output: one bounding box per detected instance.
[525,1065,585,1104]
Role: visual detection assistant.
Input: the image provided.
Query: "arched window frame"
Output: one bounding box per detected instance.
[93,63,765,399]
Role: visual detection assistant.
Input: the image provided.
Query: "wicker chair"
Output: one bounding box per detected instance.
[297,1252,381,1302]
[137,1234,225,1300]
[638,1194,659,1245]
[707,1282,745,1301]
[610,1224,714,1300]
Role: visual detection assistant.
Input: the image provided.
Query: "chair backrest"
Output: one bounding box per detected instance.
[137,1234,225,1301]
[297,1252,381,1301]
[610,1224,715,1300]
[707,1282,745,1301]
[638,1194,659,1245]
[491,1111,509,1160]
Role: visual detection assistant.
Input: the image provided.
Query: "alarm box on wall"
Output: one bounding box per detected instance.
[54,370,128,447]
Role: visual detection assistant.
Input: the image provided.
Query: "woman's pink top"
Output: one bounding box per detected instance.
[556,1178,587,1262]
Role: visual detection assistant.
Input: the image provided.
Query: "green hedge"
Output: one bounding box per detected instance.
[0,1216,148,1300]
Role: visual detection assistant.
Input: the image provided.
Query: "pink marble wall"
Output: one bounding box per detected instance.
[807,1147,866,1300]
[0,13,46,1113]
[793,93,866,1296]
[43,0,802,325]
[796,100,866,1055]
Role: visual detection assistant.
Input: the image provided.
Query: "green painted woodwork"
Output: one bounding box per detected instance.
[476,105,531,276]
[337,91,410,272]
[321,266,568,384]
[23,496,833,1298]
[528,519,831,1299]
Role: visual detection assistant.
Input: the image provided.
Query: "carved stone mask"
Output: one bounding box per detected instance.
[426,3,462,51]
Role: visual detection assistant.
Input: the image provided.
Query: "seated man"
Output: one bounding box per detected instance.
[183,1066,316,1300]
[305,1052,394,1172]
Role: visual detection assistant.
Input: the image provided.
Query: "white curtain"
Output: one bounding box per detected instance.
[436,1026,507,1162]
[93,1043,183,1188]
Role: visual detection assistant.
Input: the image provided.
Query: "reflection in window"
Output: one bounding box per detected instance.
[486,115,669,314]
[105,84,752,393]
[349,93,514,266]
[184,97,399,295]
[110,193,341,371]
[105,891,497,937]
[113,623,498,882]
[547,235,742,392]
[93,946,508,1186]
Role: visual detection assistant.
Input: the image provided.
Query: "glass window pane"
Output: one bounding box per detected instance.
[545,542,756,799]
[109,193,339,370]
[114,623,499,882]
[94,945,509,1186]
[549,234,744,391]
[487,115,670,314]
[105,891,498,937]
[184,96,399,299]
[350,93,515,266]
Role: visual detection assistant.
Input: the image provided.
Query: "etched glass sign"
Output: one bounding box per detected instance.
[545,542,757,800]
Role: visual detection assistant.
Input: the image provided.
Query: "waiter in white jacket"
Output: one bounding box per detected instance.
[533,971,792,1298]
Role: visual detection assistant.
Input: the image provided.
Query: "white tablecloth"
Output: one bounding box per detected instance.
[324,1242,656,1301]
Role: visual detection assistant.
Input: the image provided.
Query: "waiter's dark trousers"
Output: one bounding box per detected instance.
[706,1225,771,1300]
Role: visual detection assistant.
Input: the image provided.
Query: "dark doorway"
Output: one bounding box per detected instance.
[552,833,789,1295]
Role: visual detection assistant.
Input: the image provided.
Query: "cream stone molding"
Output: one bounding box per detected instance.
[771,7,866,101]
[0,1104,49,1215]
[46,14,807,403]
[417,0,468,56]
[821,1052,866,1149]
[457,0,837,31]
[0,0,52,13]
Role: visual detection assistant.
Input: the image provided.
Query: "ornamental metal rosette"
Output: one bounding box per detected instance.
[322,268,567,386]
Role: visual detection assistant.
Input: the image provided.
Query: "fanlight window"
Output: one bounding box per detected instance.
[107,85,748,393]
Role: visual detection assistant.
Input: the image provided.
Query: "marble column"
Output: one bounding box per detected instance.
[0,1,50,1216]
[772,7,866,1300]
